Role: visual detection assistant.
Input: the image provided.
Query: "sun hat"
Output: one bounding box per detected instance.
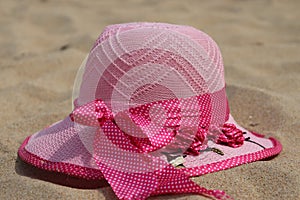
[18,22,282,200]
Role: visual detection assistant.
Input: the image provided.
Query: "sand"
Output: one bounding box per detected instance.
[0,0,299,199]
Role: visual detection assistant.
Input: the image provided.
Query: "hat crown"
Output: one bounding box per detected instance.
[73,22,228,126]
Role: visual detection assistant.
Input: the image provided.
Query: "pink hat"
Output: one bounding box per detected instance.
[18,22,282,200]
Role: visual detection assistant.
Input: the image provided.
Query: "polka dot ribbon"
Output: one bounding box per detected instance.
[70,99,233,200]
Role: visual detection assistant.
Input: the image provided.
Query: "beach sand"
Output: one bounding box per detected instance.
[0,0,299,199]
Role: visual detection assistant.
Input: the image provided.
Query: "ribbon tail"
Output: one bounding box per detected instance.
[96,161,159,200]
[97,162,232,200]
[152,165,233,200]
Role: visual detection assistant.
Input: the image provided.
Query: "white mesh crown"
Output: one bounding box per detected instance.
[73,22,227,121]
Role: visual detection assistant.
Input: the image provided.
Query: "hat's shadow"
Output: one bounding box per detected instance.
[15,156,118,199]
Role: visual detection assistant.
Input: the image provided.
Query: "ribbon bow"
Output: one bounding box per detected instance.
[70,99,232,200]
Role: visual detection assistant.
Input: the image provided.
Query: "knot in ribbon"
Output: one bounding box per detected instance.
[216,123,244,148]
[70,99,113,126]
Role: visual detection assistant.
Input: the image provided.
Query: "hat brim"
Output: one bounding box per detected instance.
[18,114,282,188]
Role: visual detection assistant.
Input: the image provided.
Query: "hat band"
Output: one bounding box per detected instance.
[70,94,244,158]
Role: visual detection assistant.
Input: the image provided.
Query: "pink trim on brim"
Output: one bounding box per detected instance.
[18,136,104,181]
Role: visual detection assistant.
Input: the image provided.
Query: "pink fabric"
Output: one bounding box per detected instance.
[69,97,232,199]
[18,130,282,180]
[182,137,282,176]
[18,136,104,181]
[216,123,245,148]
